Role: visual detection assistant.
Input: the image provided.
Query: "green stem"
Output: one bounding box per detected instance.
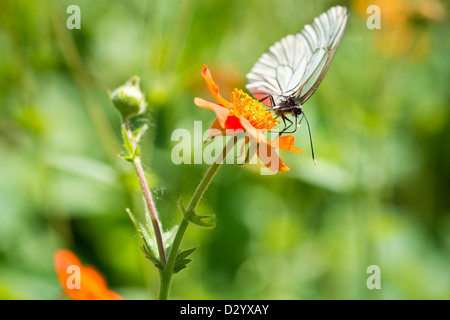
[159,136,236,300]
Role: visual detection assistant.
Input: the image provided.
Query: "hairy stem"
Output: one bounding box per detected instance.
[125,121,167,266]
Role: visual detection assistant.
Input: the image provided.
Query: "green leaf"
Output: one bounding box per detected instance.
[173,247,197,274]
[119,153,134,162]
[173,258,192,273]
[177,247,197,260]
[178,199,216,228]
[121,124,134,156]
[187,213,216,228]
[162,225,178,251]
[126,208,163,270]
[141,245,164,270]
[134,145,141,157]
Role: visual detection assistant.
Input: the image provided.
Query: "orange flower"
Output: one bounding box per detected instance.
[54,249,123,300]
[194,65,302,172]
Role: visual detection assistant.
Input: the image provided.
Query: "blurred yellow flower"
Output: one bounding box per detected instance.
[353,0,446,59]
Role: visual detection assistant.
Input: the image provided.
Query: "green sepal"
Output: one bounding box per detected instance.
[109,76,147,119]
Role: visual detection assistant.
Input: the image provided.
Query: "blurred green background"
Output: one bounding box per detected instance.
[0,0,449,299]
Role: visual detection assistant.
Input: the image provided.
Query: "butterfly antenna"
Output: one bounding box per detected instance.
[303,114,317,165]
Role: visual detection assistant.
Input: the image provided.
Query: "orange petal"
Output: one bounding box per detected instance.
[271,135,302,154]
[82,266,123,300]
[83,265,108,289]
[194,97,230,129]
[201,65,231,109]
[239,116,269,145]
[257,143,290,172]
[54,249,123,300]
[205,119,226,141]
[54,249,81,297]
[55,249,81,271]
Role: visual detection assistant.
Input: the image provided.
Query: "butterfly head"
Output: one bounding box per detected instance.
[292,105,303,116]
[285,96,303,116]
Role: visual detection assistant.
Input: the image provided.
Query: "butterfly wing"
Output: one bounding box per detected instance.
[246,33,309,107]
[245,6,349,107]
[295,6,349,105]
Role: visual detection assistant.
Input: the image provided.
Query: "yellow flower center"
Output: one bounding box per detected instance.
[230,89,279,130]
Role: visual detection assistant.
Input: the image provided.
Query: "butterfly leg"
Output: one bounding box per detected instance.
[258,95,275,106]
[258,95,276,111]
[278,114,295,136]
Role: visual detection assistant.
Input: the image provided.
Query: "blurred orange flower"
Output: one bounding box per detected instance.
[194,65,302,172]
[353,0,446,59]
[54,249,123,300]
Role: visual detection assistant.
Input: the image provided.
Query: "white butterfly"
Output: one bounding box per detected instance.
[246,6,349,134]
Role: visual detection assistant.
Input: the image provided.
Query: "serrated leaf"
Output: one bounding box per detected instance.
[141,244,158,264]
[141,206,176,260]
[188,213,216,228]
[126,208,163,270]
[141,245,164,270]
[174,265,187,273]
[174,258,192,273]
[178,199,216,228]
[177,247,197,260]
[172,247,197,274]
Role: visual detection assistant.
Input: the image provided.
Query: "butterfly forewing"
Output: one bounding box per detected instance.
[246,5,349,108]
[296,6,349,104]
[246,32,308,106]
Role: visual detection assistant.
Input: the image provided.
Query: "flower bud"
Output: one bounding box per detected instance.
[110,76,147,119]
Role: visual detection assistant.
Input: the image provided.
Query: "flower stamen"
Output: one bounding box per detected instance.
[230,89,279,130]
